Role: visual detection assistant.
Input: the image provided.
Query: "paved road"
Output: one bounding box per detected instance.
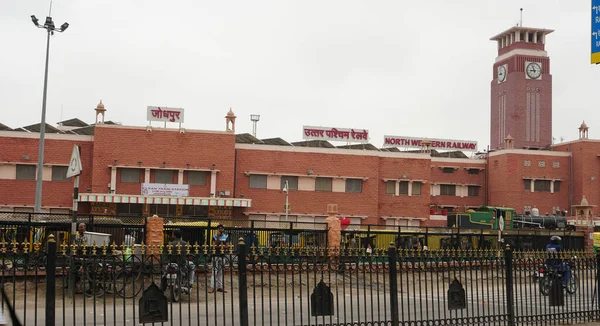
[15,285,600,326]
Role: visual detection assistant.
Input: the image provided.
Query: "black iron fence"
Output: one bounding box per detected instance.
[1,237,599,326]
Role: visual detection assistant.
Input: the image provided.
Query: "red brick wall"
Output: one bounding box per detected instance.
[378,157,431,219]
[92,125,235,196]
[430,160,486,210]
[0,135,93,208]
[235,147,381,219]
[553,140,600,213]
[488,150,570,214]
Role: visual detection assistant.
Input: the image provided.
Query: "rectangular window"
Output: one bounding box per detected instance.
[534,180,551,192]
[468,186,479,197]
[442,167,455,174]
[187,171,207,186]
[399,181,409,195]
[120,168,140,183]
[440,184,456,196]
[345,179,362,193]
[554,181,561,192]
[524,179,531,191]
[315,177,332,192]
[51,166,69,181]
[16,165,36,180]
[281,176,299,191]
[385,181,396,194]
[412,182,422,196]
[154,170,174,184]
[468,169,480,175]
[249,175,267,189]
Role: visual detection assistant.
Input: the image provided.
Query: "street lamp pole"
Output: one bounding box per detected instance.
[31,15,69,213]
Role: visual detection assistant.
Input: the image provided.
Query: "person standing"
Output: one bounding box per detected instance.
[74,223,87,246]
[209,224,229,293]
[124,229,135,247]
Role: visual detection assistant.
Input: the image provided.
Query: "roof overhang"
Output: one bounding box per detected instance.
[489,26,554,41]
[79,194,251,207]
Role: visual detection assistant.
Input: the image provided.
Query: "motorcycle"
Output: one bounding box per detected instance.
[160,260,191,302]
[538,261,578,296]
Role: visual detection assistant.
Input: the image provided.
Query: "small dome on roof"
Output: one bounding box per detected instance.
[226,108,236,118]
[96,100,106,111]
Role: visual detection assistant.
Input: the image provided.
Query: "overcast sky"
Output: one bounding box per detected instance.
[1,0,597,151]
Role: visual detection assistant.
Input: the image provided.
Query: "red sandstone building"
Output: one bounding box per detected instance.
[0,25,598,227]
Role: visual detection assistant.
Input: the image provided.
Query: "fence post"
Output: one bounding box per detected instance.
[388,242,400,326]
[504,244,515,326]
[238,237,249,326]
[596,251,600,318]
[45,234,57,326]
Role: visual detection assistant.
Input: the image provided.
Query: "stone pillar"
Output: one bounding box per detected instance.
[408,181,413,196]
[178,170,184,184]
[110,167,117,193]
[324,204,341,250]
[576,226,595,252]
[144,168,151,183]
[145,214,164,254]
[210,171,218,197]
[395,181,399,196]
[530,179,535,192]
[550,180,554,193]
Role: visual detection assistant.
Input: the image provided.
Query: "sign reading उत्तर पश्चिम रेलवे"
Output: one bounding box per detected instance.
[382,136,478,151]
[592,0,600,64]
[141,183,189,197]
[147,106,185,123]
[302,126,369,144]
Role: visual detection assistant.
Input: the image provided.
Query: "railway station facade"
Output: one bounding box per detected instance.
[1,24,599,227]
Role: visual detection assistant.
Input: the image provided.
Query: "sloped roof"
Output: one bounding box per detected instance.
[57,118,89,127]
[21,123,61,134]
[380,147,401,152]
[260,137,292,146]
[431,150,468,159]
[336,143,380,151]
[236,133,264,144]
[291,140,335,148]
[0,123,11,131]
[70,125,96,135]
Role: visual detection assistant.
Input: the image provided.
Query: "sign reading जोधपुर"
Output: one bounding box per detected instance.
[147,106,185,123]
[302,126,369,144]
[592,0,600,64]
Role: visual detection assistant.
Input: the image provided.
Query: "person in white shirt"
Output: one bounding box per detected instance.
[124,229,135,247]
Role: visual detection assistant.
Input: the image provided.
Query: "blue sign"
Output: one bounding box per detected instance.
[593,0,600,64]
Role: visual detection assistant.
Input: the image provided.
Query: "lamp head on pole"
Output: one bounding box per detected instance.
[31,15,39,26]
[44,16,55,29]
[283,180,289,193]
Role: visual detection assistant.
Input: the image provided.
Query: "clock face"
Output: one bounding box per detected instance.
[526,62,542,79]
[497,65,506,82]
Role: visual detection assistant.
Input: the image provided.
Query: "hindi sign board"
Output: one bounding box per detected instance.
[383,136,478,151]
[592,0,600,64]
[141,183,189,197]
[147,106,185,123]
[302,126,369,144]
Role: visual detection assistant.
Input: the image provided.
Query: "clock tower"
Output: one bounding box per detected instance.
[490,26,554,150]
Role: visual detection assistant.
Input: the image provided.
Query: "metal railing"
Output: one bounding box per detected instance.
[1,238,599,326]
